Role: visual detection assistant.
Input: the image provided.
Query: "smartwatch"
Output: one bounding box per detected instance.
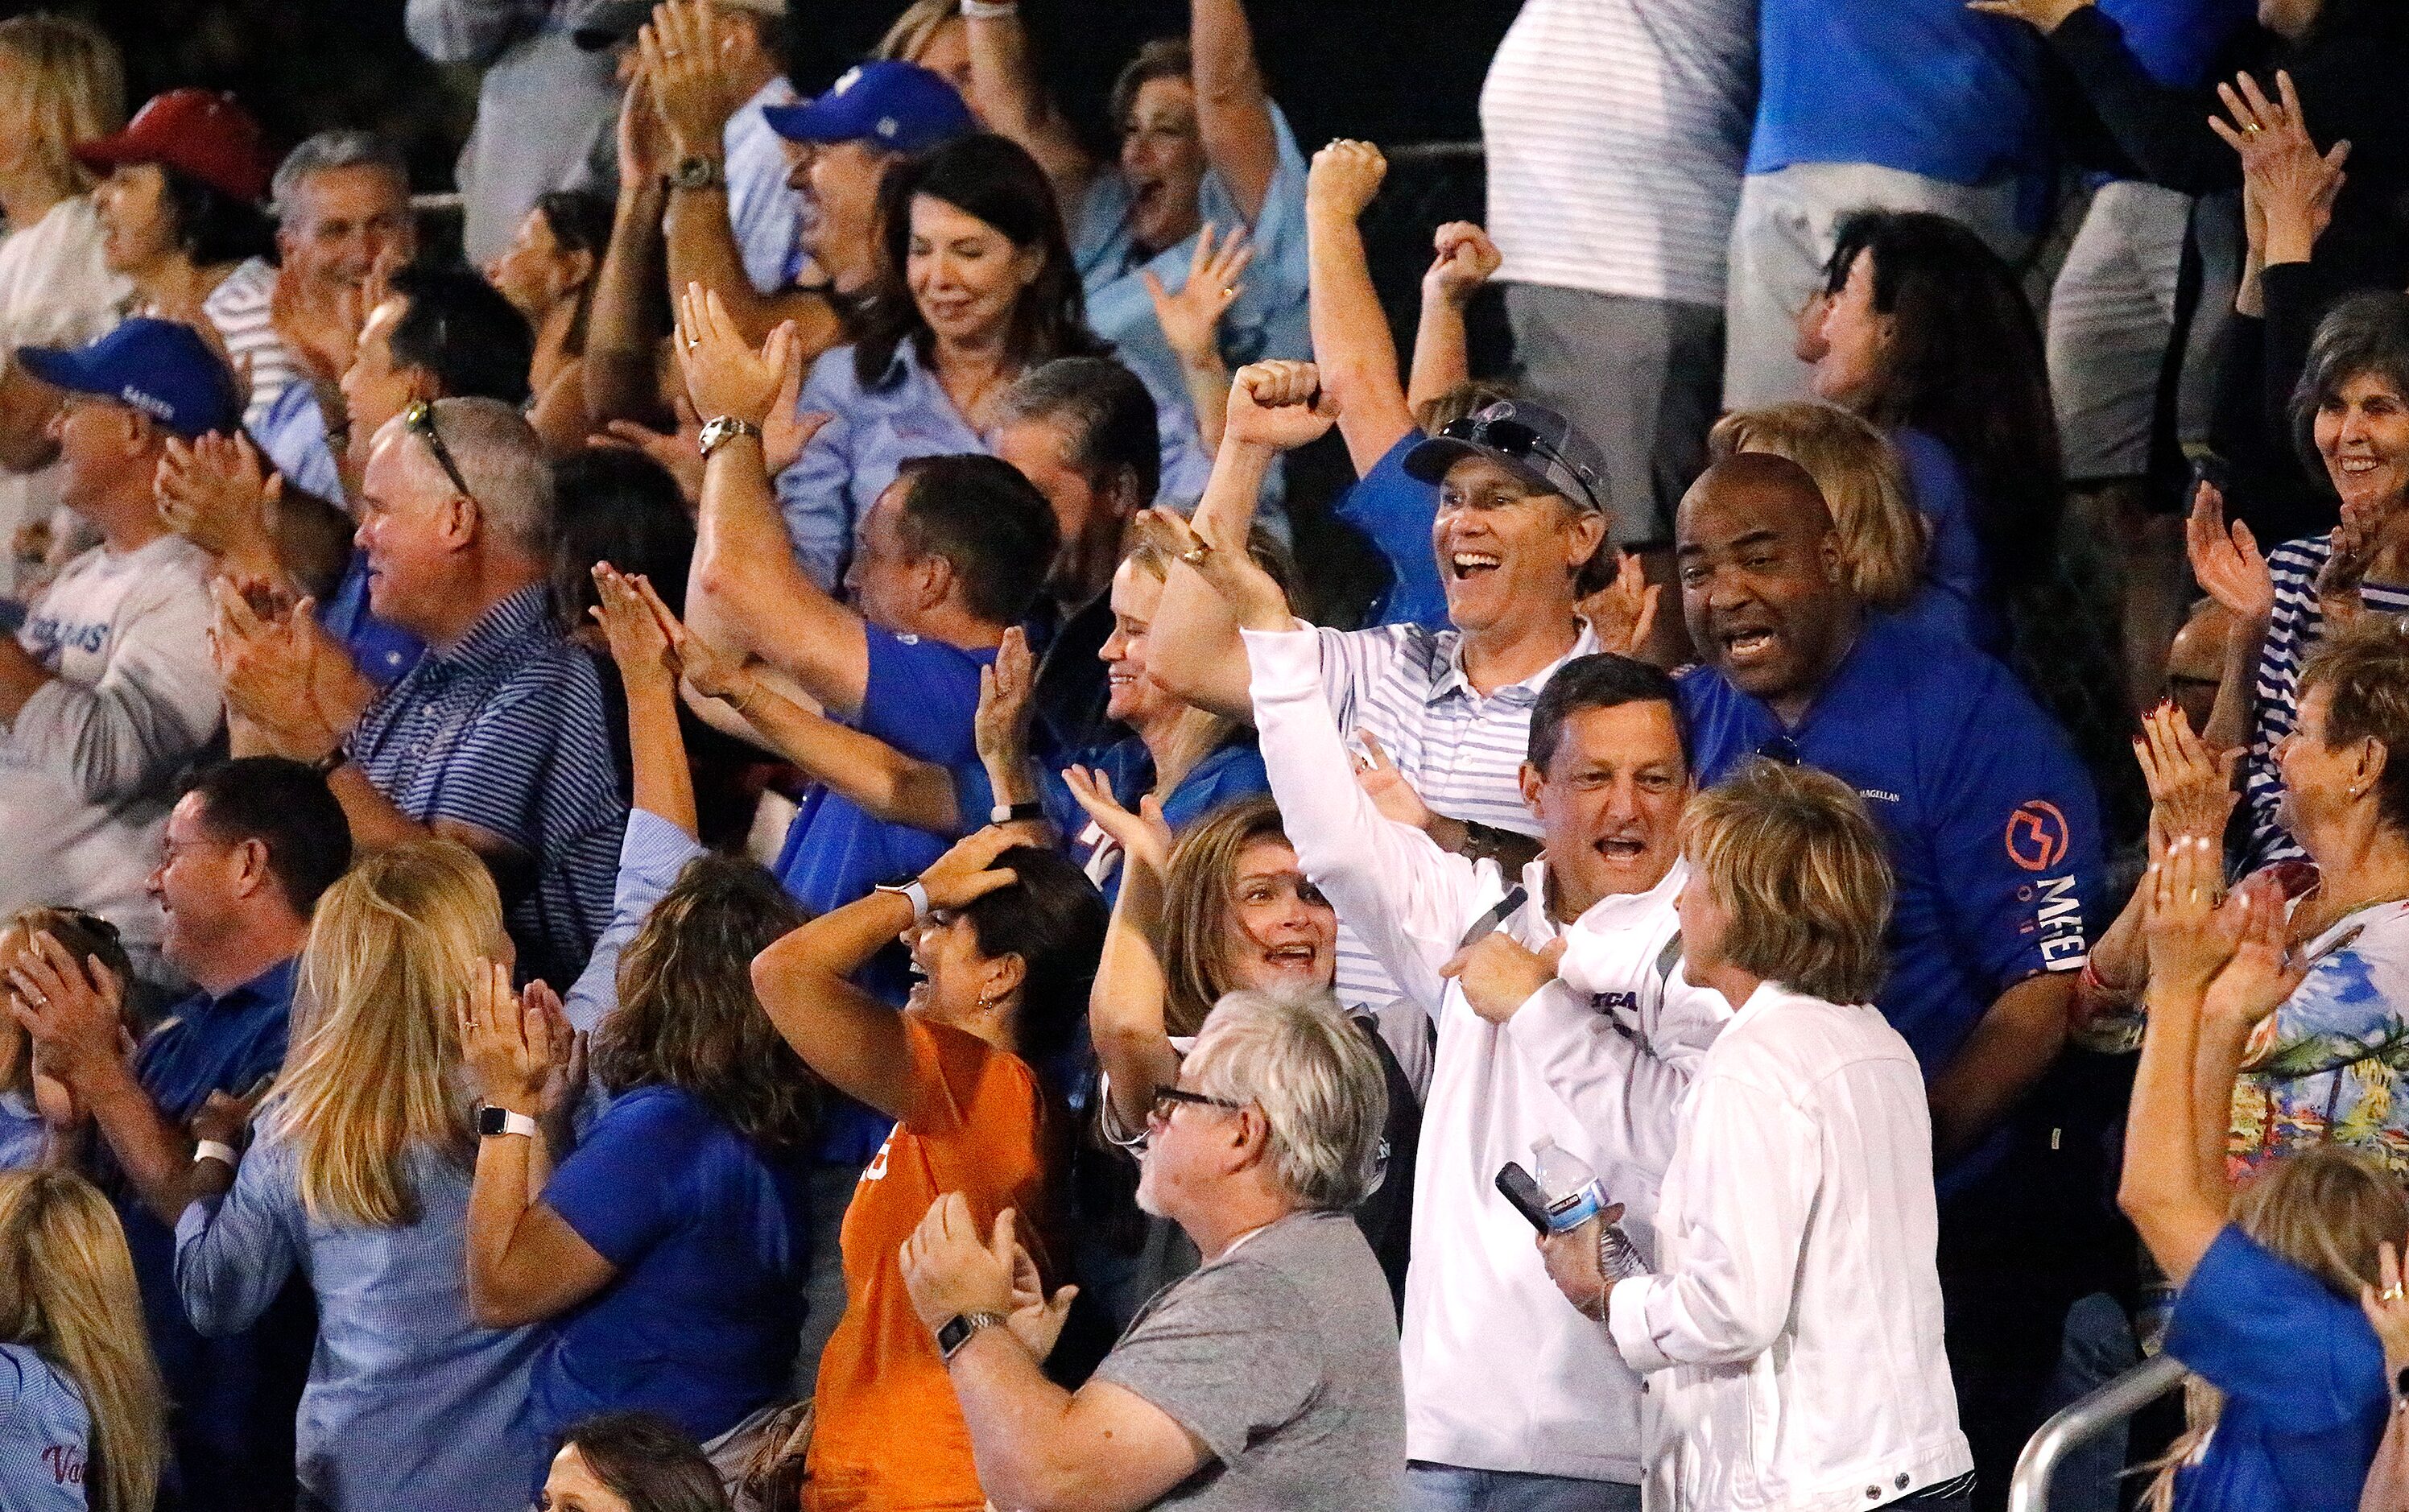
[936,1311,1007,1361]
[667,155,727,192]
[875,879,932,924]
[477,1105,541,1140]
[990,800,1043,825]
[697,415,763,461]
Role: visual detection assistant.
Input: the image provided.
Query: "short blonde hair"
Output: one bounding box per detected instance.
[267,840,503,1227]
[1683,758,1893,1006]
[2296,613,2409,836]
[0,15,122,193]
[1187,985,1386,1210]
[1710,403,1925,609]
[874,0,960,64]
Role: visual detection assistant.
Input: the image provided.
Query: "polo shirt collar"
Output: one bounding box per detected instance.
[1426,619,1601,708]
[190,954,299,1020]
[430,584,553,671]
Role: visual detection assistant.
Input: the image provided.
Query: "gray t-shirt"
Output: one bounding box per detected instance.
[1095,1208,1405,1510]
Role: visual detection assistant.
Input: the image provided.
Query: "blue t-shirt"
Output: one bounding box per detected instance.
[1334,431,1448,632]
[534,1084,812,1454]
[1678,612,2104,1076]
[0,1345,88,1512]
[2165,1225,2392,1512]
[1890,426,1998,653]
[1750,0,2051,194]
[1029,734,1271,903]
[2098,0,2254,89]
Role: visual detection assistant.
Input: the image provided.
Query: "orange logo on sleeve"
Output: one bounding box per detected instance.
[2004,799,2070,873]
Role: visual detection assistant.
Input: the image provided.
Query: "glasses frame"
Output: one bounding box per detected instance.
[402,399,477,508]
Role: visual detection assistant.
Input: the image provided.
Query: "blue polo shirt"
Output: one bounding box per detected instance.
[1334,431,1448,632]
[1750,0,2050,192]
[2164,1225,2391,1512]
[115,957,305,1512]
[1027,733,1271,903]
[1678,612,2103,1076]
[772,624,992,1003]
[317,556,425,691]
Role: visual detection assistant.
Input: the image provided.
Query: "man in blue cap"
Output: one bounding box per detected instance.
[0,317,242,981]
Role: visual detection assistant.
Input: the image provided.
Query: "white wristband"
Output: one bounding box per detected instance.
[193,1140,240,1169]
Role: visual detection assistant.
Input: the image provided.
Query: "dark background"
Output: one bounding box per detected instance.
[53,0,1510,192]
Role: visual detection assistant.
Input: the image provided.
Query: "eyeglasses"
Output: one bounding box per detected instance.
[1436,411,1603,514]
[1147,1084,1245,1126]
[402,399,477,507]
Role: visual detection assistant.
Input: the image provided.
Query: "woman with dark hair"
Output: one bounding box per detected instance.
[550,450,696,642]
[1808,209,2064,645]
[543,1413,732,1512]
[487,189,614,455]
[773,132,1207,589]
[76,89,291,425]
[750,825,1107,1512]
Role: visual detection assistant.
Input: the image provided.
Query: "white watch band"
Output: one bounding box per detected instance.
[879,878,932,923]
[193,1139,240,1169]
[487,1108,541,1140]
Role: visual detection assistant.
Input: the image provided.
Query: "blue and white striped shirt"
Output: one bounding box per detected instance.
[349,584,626,986]
[2242,535,2409,869]
[1312,618,1601,1012]
[0,1344,86,1512]
[176,1133,547,1512]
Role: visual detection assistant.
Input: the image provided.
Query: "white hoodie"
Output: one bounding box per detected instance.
[1243,623,1728,1482]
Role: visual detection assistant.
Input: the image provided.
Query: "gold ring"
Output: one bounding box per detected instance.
[1178,544,1212,567]
[2243,122,2262,136]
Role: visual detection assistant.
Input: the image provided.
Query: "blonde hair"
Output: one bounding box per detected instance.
[265,841,500,1227]
[2145,1145,2408,1511]
[0,1168,164,1512]
[874,0,961,64]
[1681,758,1894,1006]
[1710,403,1926,609]
[0,15,122,194]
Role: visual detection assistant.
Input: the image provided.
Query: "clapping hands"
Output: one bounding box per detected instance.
[457,960,579,1118]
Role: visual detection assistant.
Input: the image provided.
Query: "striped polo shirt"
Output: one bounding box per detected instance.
[1314,619,1600,1012]
[350,584,626,986]
[200,256,305,431]
[2242,533,2409,868]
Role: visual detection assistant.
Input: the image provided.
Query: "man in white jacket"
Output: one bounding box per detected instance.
[0,319,237,981]
[1539,759,1973,1510]
[1187,510,1725,1512]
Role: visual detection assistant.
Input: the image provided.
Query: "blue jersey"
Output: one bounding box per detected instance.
[1678,611,2103,1076]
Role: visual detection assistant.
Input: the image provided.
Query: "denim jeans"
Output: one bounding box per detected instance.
[2034,1292,2142,1512]
[1404,1463,1642,1512]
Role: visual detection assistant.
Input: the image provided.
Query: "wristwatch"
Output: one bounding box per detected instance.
[936,1310,1007,1361]
[477,1105,541,1140]
[875,878,932,924]
[667,155,727,192]
[697,415,764,461]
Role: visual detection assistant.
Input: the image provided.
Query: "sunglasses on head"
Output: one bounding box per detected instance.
[1437,411,1603,513]
[402,399,477,506]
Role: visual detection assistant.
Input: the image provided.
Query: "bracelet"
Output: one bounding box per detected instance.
[959,0,1019,17]
[310,738,349,779]
[193,1139,240,1169]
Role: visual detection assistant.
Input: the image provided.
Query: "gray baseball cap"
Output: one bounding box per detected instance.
[1403,399,1609,515]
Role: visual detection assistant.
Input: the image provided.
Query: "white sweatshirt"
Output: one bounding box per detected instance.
[1609,983,1972,1510]
[0,535,223,949]
[1243,624,1728,1482]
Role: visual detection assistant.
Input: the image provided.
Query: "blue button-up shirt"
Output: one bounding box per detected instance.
[773,341,1214,589]
[349,584,626,986]
[251,381,342,505]
[176,1133,547,1512]
[1677,611,2104,1078]
[1073,104,1312,411]
[727,75,805,295]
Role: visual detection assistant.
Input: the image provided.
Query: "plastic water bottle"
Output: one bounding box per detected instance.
[1531,1136,1606,1233]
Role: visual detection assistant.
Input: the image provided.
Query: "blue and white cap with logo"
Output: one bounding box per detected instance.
[18,318,242,440]
[762,60,973,155]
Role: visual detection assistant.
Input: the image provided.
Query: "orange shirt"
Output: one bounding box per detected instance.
[805,1016,1062,1512]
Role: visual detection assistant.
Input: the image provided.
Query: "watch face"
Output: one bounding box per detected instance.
[477,1105,511,1137]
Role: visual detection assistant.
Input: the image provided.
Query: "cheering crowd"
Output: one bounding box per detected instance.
[4,0,2409,1507]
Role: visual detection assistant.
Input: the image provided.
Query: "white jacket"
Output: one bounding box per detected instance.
[1608,983,1973,1510]
[1244,625,1729,1482]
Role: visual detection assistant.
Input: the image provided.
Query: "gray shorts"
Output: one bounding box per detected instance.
[2047,180,2191,481]
[1502,282,1722,547]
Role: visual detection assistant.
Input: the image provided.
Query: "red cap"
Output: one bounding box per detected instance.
[73,89,274,204]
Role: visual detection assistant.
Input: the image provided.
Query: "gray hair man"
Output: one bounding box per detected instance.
[902,985,1406,1511]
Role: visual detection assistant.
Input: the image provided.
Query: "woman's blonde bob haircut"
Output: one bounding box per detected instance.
[1681,758,1894,1006]
[1709,403,1926,610]
[0,1167,165,1512]
[0,15,124,193]
[265,839,503,1227]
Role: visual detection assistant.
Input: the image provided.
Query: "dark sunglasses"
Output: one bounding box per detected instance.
[402,399,477,506]
[1437,412,1603,514]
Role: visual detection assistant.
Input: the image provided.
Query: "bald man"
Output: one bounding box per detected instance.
[2165,597,2238,740]
[1671,452,2110,1493]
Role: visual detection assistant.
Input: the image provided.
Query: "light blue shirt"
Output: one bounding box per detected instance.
[561,806,707,1037]
[176,1130,547,1512]
[727,76,805,295]
[250,380,343,506]
[774,341,1213,589]
[1073,104,1312,411]
[0,1344,87,1512]
[0,1089,47,1171]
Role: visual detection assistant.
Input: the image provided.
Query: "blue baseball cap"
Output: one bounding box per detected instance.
[763,61,973,155]
[17,318,242,439]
